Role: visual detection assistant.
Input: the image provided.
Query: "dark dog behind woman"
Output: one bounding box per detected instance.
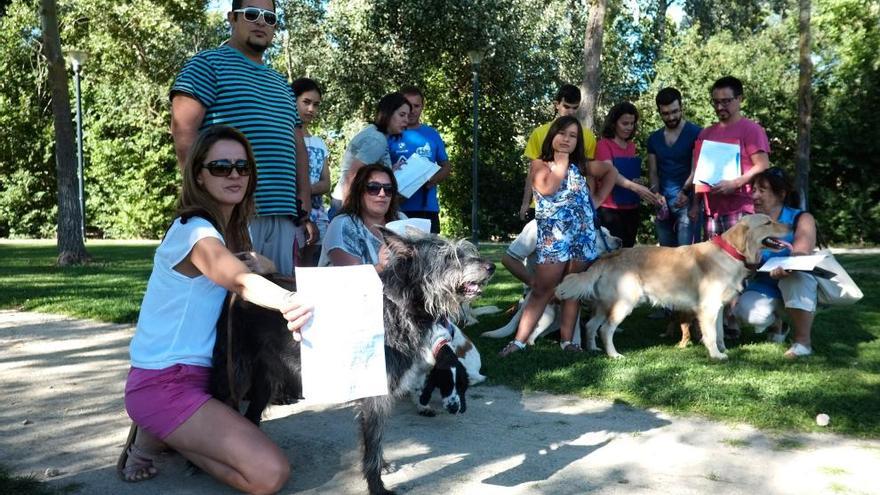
[733,167,819,358]
[117,125,313,493]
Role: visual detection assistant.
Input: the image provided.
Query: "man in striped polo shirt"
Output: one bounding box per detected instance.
[170,0,315,276]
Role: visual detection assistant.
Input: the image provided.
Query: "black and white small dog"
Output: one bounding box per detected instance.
[211,228,494,495]
[414,322,470,417]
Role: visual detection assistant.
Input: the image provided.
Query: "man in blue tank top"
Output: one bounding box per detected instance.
[169,0,315,275]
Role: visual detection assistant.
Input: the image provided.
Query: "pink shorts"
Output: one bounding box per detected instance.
[124,364,213,440]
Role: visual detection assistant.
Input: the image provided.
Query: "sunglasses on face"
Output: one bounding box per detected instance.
[203,159,251,177]
[232,7,277,26]
[366,182,395,196]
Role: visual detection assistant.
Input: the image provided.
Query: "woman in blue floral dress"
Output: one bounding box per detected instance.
[500,116,618,356]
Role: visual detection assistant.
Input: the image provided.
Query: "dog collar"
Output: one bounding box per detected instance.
[711,235,746,263]
[432,337,450,358]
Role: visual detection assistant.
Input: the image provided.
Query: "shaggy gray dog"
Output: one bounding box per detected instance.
[362,228,494,494]
[212,228,494,495]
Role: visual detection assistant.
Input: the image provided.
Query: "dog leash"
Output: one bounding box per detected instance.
[225,294,240,408]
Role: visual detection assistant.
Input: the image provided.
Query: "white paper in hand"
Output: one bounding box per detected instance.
[385,218,431,236]
[695,140,741,186]
[394,153,441,198]
[758,254,829,273]
[296,265,388,404]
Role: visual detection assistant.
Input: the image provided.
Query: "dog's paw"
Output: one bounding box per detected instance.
[608,352,625,359]
[710,352,729,361]
[417,406,436,417]
[555,274,585,300]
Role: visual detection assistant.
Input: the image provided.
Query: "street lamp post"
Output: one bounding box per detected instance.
[467,49,484,246]
[66,50,87,241]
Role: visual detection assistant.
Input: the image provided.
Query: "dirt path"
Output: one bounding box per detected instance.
[1,310,878,495]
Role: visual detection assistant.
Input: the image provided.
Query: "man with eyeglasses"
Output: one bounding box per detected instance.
[647,87,702,247]
[170,0,315,276]
[695,75,770,240]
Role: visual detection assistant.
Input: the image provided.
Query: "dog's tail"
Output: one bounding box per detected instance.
[471,305,501,316]
[556,267,603,301]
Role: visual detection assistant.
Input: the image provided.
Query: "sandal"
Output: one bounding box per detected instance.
[498,340,526,357]
[784,342,812,359]
[117,424,160,482]
[561,342,584,353]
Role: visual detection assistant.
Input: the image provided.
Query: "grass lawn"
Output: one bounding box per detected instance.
[1,239,878,437]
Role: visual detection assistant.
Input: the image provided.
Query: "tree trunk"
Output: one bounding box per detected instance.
[579,0,606,132]
[795,0,812,210]
[40,0,89,265]
[656,0,668,60]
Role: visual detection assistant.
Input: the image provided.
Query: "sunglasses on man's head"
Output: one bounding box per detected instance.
[232,7,277,26]
[203,159,251,177]
[366,182,395,196]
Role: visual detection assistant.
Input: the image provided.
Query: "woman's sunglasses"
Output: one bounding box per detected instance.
[232,7,278,27]
[203,159,251,177]
[366,182,395,196]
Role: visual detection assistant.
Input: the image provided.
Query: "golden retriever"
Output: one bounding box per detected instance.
[556,214,790,360]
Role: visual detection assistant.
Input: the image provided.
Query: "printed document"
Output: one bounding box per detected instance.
[394,153,441,198]
[695,140,741,187]
[296,265,388,404]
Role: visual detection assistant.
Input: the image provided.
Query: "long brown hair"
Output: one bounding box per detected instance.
[178,125,256,252]
[540,115,588,174]
[340,163,400,224]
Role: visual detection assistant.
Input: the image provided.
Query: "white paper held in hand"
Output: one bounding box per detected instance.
[757,254,829,273]
[296,265,388,404]
[385,218,431,236]
[394,153,441,198]
[694,140,741,187]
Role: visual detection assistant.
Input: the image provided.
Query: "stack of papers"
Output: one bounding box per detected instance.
[758,254,834,278]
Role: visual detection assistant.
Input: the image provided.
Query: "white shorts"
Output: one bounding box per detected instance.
[735,271,818,331]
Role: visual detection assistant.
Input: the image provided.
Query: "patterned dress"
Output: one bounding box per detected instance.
[534,163,598,264]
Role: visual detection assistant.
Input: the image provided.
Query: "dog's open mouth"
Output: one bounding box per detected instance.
[460,282,484,298]
[761,236,792,251]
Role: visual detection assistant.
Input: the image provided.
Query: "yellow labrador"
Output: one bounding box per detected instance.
[556,214,790,360]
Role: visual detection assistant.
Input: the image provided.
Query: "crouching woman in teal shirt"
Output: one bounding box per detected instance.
[733,167,818,359]
[118,125,312,493]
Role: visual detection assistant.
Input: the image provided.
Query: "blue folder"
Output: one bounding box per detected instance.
[611,156,642,206]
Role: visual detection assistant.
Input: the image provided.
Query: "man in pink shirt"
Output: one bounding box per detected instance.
[695,76,771,238]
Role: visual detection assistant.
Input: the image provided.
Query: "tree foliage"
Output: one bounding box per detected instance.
[0,0,877,244]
